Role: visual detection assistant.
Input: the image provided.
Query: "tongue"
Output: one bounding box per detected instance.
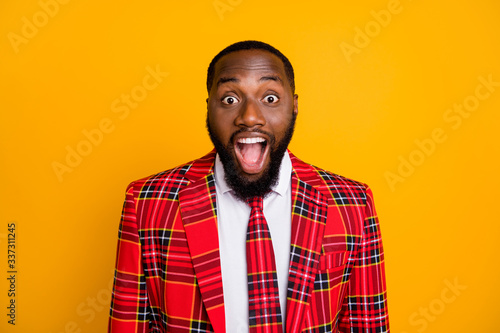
[239,143,262,165]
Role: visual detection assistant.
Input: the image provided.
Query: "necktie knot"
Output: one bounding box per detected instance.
[246,196,264,211]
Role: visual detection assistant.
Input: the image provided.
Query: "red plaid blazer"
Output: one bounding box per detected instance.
[109,150,389,332]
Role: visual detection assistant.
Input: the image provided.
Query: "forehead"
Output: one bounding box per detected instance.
[213,49,287,81]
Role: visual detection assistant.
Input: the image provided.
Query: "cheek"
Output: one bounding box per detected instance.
[267,112,293,135]
[209,112,233,141]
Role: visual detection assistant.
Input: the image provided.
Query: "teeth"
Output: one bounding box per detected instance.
[237,137,266,144]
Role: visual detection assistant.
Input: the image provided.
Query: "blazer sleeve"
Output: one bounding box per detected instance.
[108,184,150,332]
[338,186,390,332]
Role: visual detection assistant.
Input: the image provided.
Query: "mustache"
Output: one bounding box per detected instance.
[228,128,276,147]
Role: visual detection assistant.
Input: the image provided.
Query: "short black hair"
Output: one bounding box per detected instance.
[206,40,295,94]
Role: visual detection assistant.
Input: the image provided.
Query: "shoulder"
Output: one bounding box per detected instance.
[127,162,192,192]
[290,152,369,205]
[311,165,368,204]
[125,151,216,198]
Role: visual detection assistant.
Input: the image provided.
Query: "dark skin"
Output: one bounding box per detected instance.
[207,49,298,183]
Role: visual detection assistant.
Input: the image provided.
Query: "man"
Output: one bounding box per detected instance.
[109,40,389,333]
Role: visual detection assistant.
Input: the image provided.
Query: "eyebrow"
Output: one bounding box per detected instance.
[216,75,284,87]
[217,77,239,87]
[259,75,283,84]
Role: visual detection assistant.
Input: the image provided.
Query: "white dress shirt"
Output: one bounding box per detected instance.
[214,151,292,333]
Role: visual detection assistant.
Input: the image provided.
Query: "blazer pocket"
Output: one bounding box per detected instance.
[318,251,347,271]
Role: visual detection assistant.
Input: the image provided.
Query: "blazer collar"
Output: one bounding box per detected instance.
[181,149,326,190]
[182,149,217,183]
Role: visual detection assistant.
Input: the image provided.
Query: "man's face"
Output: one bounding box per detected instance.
[206,49,298,199]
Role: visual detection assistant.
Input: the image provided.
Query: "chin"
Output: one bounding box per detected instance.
[239,170,266,183]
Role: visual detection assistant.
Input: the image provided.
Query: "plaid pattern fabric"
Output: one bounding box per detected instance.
[109,150,389,333]
[246,197,283,333]
[285,176,328,332]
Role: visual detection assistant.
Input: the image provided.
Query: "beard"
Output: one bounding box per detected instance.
[206,113,296,201]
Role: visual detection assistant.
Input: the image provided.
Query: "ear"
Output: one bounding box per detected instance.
[293,94,298,115]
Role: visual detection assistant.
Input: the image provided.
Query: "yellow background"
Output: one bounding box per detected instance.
[1,0,499,332]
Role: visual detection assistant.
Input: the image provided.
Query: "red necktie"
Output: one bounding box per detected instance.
[246,196,283,333]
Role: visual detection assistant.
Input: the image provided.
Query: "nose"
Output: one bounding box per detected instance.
[235,99,266,128]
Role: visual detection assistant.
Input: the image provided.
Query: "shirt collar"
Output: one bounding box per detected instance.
[214,151,292,197]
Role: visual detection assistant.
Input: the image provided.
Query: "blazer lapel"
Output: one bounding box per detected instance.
[285,156,329,333]
[178,151,226,333]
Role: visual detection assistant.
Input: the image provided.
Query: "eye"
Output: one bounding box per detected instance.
[221,96,239,105]
[263,94,279,104]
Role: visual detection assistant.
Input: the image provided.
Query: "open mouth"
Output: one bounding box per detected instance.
[234,137,269,174]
